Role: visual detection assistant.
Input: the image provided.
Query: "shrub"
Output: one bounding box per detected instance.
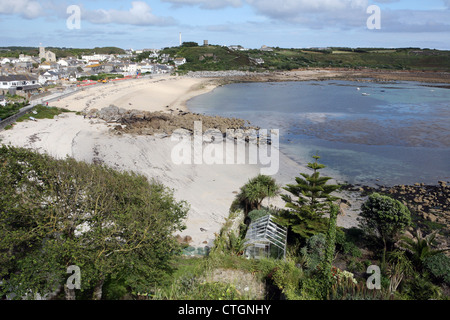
[336,230,362,258]
[424,253,450,285]
[270,259,303,299]
[248,209,270,222]
[300,233,326,272]
[405,275,442,300]
[0,146,188,300]
[298,277,327,300]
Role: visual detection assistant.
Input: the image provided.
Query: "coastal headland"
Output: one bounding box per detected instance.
[1,68,449,249]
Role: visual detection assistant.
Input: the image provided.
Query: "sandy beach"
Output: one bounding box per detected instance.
[51,75,219,114]
[0,72,364,248]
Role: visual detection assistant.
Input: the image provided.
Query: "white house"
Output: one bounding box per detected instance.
[260,45,274,52]
[39,61,59,70]
[159,54,170,64]
[19,54,33,62]
[57,59,69,67]
[1,58,11,65]
[139,64,154,74]
[81,54,112,63]
[0,74,40,92]
[174,57,187,67]
[124,63,140,75]
[39,71,59,85]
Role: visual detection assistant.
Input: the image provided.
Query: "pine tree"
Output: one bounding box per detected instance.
[275,155,340,240]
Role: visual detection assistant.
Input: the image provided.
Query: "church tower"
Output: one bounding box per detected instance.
[39,44,45,60]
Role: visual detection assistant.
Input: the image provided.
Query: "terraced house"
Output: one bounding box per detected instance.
[0,74,40,93]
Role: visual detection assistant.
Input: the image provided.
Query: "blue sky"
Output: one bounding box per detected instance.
[0,0,449,50]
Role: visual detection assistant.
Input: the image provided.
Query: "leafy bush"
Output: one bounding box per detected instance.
[404,275,442,300]
[264,258,304,300]
[0,146,188,300]
[248,209,270,222]
[424,253,450,285]
[300,233,326,272]
[0,101,28,120]
[297,277,327,300]
[336,230,362,258]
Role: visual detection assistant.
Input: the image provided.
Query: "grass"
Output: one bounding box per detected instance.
[16,104,72,123]
[160,45,450,72]
[0,102,28,121]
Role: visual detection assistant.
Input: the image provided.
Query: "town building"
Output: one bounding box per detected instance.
[0,74,40,93]
[39,46,57,62]
[174,57,187,67]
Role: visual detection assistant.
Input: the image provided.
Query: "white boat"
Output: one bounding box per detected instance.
[362,93,370,96]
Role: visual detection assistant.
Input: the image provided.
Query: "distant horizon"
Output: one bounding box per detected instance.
[1,0,450,50]
[1,45,449,52]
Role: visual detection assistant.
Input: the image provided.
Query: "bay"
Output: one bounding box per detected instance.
[187,80,450,187]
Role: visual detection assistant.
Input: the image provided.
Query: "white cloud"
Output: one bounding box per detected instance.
[162,0,243,9]
[245,0,369,28]
[82,1,175,26]
[378,8,450,32]
[0,0,44,19]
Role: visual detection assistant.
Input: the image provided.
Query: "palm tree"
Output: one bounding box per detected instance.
[386,250,414,293]
[237,174,280,213]
[399,229,448,271]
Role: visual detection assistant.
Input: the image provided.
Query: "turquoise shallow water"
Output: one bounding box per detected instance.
[187,80,450,187]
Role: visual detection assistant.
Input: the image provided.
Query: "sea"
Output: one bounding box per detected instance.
[187,80,450,187]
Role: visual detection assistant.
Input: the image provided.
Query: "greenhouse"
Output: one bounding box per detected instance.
[244,214,287,260]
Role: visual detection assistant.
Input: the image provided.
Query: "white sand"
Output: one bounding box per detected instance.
[0,75,361,248]
[51,75,218,113]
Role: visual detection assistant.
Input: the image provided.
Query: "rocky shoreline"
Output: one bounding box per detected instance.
[343,181,450,250]
[84,105,261,137]
[187,68,450,85]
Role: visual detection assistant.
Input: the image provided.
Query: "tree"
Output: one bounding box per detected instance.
[275,155,340,240]
[359,193,411,269]
[181,42,199,47]
[236,174,280,213]
[386,250,414,294]
[0,146,188,300]
[282,155,340,217]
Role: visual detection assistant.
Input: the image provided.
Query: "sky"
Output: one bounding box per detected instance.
[0,0,449,50]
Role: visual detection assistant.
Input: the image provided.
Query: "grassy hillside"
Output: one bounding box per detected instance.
[161,45,450,72]
[162,45,257,71]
